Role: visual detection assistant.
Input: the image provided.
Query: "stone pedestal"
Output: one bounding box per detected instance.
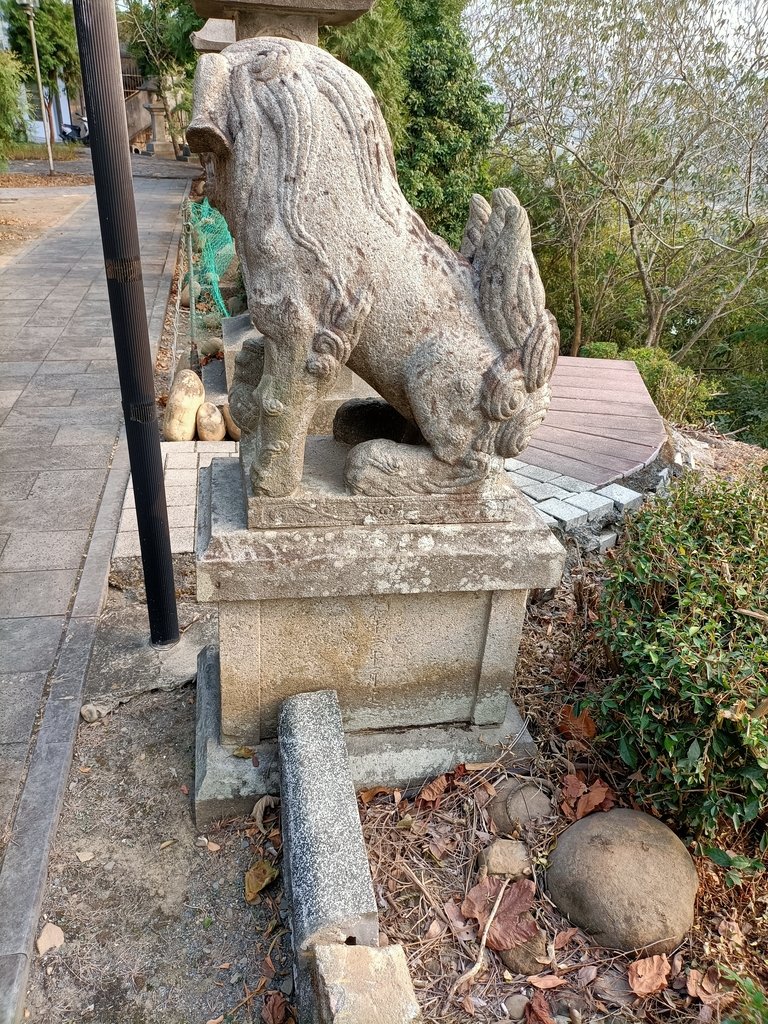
[144,100,175,158]
[194,438,565,823]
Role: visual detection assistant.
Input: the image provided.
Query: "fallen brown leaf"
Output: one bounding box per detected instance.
[557,704,597,741]
[261,990,288,1024]
[461,877,538,951]
[524,989,556,1024]
[628,954,670,997]
[574,965,599,987]
[424,919,443,941]
[527,974,567,989]
[359,786,391,805]
[461,993,476,1016]
[232,746,255,759]
[443,900,475,943]
[244,860,278,903]
[575,779,616,819]
[687,967,728,1007]
[553,927,579,949]
[250,795,279,833]
[416,773,451,806]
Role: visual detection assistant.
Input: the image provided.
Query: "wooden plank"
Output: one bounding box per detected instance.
[543,412,666,444]
[548,396,664,417]
[526,438,645,474]
[518,448,616,485]
[552,385,649,403]
[532,424,660,461]
[557,356,638,370]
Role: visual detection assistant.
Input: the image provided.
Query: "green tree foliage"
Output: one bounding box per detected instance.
[322,1,408,149]
[119,0,203,155]
[592,472,768,836]
[2,0,79,141]
[324,0,502,247]
[394,0,502,246]
[0,50,26,161]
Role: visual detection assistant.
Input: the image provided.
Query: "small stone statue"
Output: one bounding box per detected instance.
[187,38,559,498]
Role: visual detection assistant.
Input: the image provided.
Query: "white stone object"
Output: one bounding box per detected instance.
[312,943,422,1024]
[535,497,589,528]
[196,402,227,442]
[163,369,205,442]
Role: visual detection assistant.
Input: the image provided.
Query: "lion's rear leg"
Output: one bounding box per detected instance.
[344,439,488,497]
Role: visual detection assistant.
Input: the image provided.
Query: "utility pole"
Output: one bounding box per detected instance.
[15,0,54,176]
[71,0,179,647]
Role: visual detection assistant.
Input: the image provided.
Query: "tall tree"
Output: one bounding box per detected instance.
[395,0,502,246]
[0,50,25,162]
[472,0,768,355]
[2,0,79,144]
[119,0,202,156]
[322,0,409,150]
[324,0,502,247]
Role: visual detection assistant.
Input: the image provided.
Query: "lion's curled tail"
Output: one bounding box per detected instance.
[462,189,559,459]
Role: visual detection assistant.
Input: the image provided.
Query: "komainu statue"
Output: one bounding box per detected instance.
[187,37,559,498]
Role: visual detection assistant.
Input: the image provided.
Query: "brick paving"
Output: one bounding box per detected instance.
[0,178,188,842]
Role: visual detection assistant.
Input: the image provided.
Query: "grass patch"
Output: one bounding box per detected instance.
[5,141,83,161]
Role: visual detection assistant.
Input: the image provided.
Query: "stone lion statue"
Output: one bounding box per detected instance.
[187,37,559,498]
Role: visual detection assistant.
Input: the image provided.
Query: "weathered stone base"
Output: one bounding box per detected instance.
[194,645,536,825]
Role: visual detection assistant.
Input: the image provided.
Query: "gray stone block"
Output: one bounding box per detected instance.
[517,480,571,502]
[279,689,378,952]
[551,475,594,494]
[597,529,618,553]
[0,953,29,1024]
[564,491,615,521]
[312,944,422,1024]
[514,464,561,482]
[596,483,644,511]
[535,498,589,528]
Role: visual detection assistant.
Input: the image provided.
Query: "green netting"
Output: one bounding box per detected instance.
[187,198,236,318]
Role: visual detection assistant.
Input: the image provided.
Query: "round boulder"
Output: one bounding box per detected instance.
[546,808,698,953]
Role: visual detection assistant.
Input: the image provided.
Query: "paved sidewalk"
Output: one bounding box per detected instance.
[0,177,188,1019]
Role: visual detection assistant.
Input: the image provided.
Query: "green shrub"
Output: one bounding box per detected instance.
[579,342,619,359]
[712,373,768,449]
[722,973,768,1024]
[625,347,716,426]
[592,472,768,836]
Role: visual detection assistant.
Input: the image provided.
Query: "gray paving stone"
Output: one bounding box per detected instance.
[596,483,644,511]
[533,508,558,527]
[0,530,88,570]
[53,423,120,446]
[2,472,37,500]
[536,498,589,528]
[0,673,47,741]
[518,480,571,502]
[565,490,615,520]
[0,615,64,674]
[514,463,561,482]
[0,569,78,618]
[28,468,108,504]
[503,458,527,472]
[0,445,112,472]
[551,475,594,494]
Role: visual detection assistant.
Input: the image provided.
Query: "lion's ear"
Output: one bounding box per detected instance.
[187,53,233,156]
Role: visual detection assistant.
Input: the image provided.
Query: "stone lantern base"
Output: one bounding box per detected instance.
[193,439,565,824]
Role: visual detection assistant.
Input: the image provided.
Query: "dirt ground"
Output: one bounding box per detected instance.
[0,192,90,259]
[24,582,293,1024]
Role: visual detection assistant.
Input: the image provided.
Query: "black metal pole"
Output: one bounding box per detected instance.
[72,0,179,646]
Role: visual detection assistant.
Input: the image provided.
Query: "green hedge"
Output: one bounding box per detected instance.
[592,472,768,835]
[579,342,619,359]
[624,347,716,426]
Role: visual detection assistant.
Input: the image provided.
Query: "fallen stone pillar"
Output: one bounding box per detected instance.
[313,944,422,1024]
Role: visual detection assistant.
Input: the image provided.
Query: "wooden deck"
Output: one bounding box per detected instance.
[520,357,666,486]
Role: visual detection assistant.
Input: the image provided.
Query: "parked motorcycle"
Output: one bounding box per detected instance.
[61,115,89,146]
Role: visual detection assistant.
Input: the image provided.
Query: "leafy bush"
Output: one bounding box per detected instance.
[712,373,768,449]
[722,973,768,1024]
[579,342,619,359]
[592,472,768,835]
[0,51,25,165]
[624,347,716,426]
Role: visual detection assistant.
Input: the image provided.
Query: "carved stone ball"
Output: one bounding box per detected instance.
[546,809,698,953]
